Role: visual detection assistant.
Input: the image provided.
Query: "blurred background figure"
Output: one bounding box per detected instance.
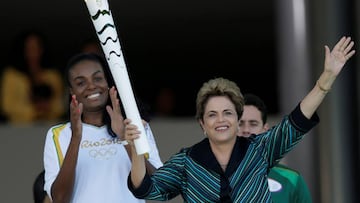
[80,37,103,56]
[154,87,176,117]
[33,170,51,203]
[0,29,65,124]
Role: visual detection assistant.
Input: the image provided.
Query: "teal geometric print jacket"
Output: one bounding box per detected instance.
[128,104,319,202]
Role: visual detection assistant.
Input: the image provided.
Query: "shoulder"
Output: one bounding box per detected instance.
[167,146,192,161]
[47,122,70,136]
[162,147,190,168]
[44,123,71,152]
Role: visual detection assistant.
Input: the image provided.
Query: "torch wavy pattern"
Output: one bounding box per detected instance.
[97,23,115,35]
[91,8,121,60]
[91,9,110,20]
[100,36,119,46]
[109,50,121,58]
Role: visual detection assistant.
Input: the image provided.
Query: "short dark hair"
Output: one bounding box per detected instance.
[243,93,267,124]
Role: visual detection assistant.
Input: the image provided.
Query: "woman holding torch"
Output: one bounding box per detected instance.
[43,53,163,203]
[125,36,355,202]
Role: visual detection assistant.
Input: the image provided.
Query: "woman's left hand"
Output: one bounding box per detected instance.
[324,36,355,76]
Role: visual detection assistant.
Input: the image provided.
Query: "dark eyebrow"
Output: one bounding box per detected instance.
[73,70,103,81]
[224,109,233,112]
[92,70,103,76]
[206,109,234,115]
[249,120,260,123]
[206,110,217,114]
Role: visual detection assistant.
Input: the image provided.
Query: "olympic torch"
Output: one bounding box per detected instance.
[84,0,150,156]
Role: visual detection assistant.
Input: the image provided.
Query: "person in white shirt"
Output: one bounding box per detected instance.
[44,53,162,203]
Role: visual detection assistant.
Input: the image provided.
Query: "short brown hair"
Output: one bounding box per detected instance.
[195,77,244,121]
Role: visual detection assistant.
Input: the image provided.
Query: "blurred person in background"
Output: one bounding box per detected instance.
[80,37,103,56]
[239,93,312,203]
[0,29,65,124]
[154,87,176,117]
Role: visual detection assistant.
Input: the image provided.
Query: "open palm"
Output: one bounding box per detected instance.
[324,36,355,76]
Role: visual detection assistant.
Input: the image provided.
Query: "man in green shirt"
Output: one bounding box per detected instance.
[239,93,312,203]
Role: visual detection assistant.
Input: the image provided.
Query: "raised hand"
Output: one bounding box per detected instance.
[106,86,125,140]
[301,36,355,118]
[324,36,355,76]
[70,95,83,138]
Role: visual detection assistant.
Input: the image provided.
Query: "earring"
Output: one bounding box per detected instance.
[203,131,207,137]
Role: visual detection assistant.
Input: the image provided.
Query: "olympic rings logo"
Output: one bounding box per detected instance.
[89,147,118,160]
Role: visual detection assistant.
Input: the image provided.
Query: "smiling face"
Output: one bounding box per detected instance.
[200,96,239,144]
[68,60,109,113]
